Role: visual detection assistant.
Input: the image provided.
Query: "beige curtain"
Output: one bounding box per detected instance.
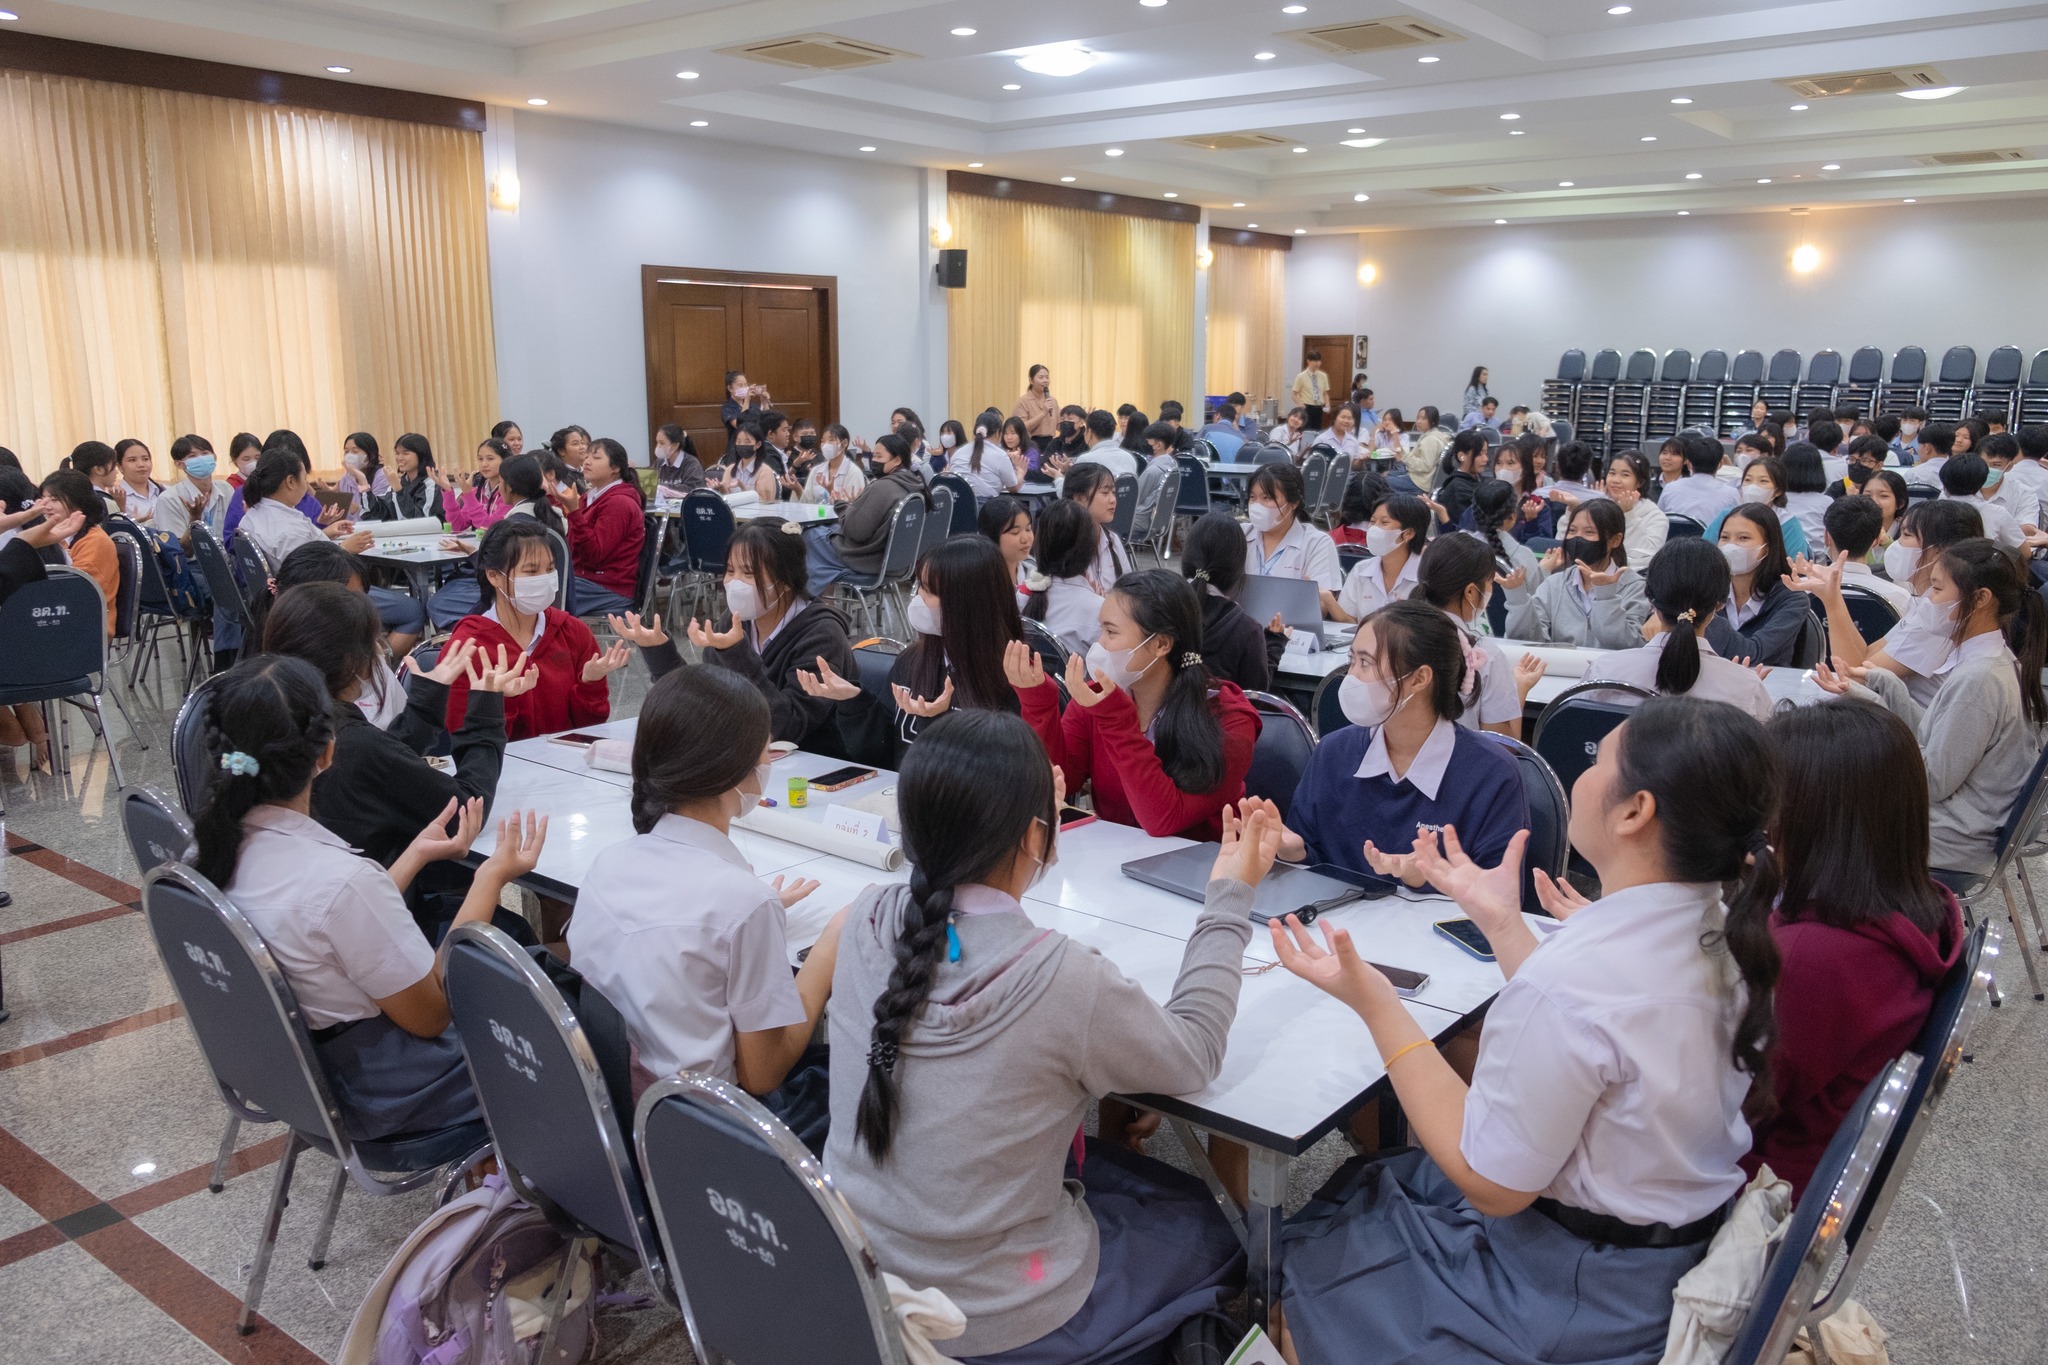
[1205,241,1285,409]
[0,69,496,480]
[947,190,1195,423]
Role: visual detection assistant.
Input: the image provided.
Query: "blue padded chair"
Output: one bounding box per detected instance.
[1242,691,1317,821]
[188,523,254,661]
[834,496,926,639]
[1172,454,1212,518]
[1532,680,1652,876]
[1110,472,1140,543]
[1477,731,1568,918]
[171,673,222,816]
[1310,666,1349,739]
[931,473,980,536]
[1840,585,1899,643]
[0,569,125,789]
[1664,513,1705,540]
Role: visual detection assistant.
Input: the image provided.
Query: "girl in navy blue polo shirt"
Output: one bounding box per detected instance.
[1243,600,1527,893]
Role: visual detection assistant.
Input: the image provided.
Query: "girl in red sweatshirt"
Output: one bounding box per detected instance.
[1007,569,1259,840]
[443,519,629,740]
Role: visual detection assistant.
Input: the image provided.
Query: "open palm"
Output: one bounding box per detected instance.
[1410,826,1527,941]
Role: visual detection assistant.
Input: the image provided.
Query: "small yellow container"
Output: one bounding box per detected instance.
[788,776,809,809]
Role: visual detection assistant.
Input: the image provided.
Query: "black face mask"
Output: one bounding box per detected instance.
[733,445,758,464]
[799,433,819,451]
[1565,535,1607,566]
[1058,421,1077,438]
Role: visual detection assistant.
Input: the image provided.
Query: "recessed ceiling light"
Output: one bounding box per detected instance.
[1254,51,1277,60]
[1292,146,1308,153]
[1354,193,1369,201]
[859,145,877,152]
[951,27,977,36]
[690,119,708,126]
[1757,178,1771,184]
[1559,180,1574,187]
[1341,138,1386,149]
[1899,87,1963,99]
[1163,191,1178,197]
[131,1161,157,1176]
[528,98,550,106]
[0,9,18,18]
[1016,45,1096,77]
[1607,4,1632,11]
[1822,163,1840,170]
[1508,129,1525,135]
[1417,55,1439,62]
[1789,104,1808,111]
[1142,0,1168,6]
[1061,175,1076,182]
[1500,112,1520,120]
[1903,197,1917,202]
[677,70,699,79]
[1232,201,1246,207]
[1347,127,1366,134]
[1670,97,1692,104]
[1641,135,1657,142]
[1247,222,1259,227]
[1002,83,1021,90]
[1685,172,1703,179]
[968,162,984,168]
[1677,210,1690,215]
[1105,148,1124,156]
[1294,228,1307,234]
[1283,3,1308,11]
[1495,218,1508,224]
[326,65,352,74]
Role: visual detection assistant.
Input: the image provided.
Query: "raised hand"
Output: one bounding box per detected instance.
[317,502,349,527]
[797,655,862,701]
[340,529,375,553]
[1233,795,1307,862]
[1211,803,1283,889]
[770,874,819,908]
[1002,639,1047,690]
[1812,656,1868,695]
[1540,547,1566,574]
[687,615,747,651]
[405,637,478,685]
[1269,915,1399,1016]
[1498,563,1528,590]
[1062,651,1115,708]
[408,796,486,864]
[605,611,669,649]
[892,676,955,719]
[1782,552,1844,601]
[481,810,548,881]
[553,480,584,511]
[1409,825,1528,942]
[19,508,84,549]
[1532,868,1592,919]
[1578,561,1625,590]
[470,644,539,698]
[1512,651,1547,696]
[580,640,632,683]
[1363,826,1433,887]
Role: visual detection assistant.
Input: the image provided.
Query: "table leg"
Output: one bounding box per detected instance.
[1245,1145,1290,1328]
[1166,1118,1248,1246]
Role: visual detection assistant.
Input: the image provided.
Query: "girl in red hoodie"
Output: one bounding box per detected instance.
[443,519,629,740]
[1748,699,1964,1198]
[1006,569,1259,841]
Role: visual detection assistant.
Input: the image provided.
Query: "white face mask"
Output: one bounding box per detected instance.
[1339,672,1406,728]
[1902,593,1957,635]
[821,442,841,460]
[1364,524,1405,558]
[343,451,364,471]
[906,595,942,636]
[237,456,258,478]
[1027,817,1059,889]
[1721,541,1762,575]
[733,762,771,819]
[509,570,558,613]
[1086,634,1159,690]
[1883,541,1921,584]
[1738,482,1773,505]
[725,579,764,622]
[1901,422,1921,439]
[1247,502,1285,533]
[940,432,957,449]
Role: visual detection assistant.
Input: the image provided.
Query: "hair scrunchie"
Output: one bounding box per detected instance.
[219,751,261,777]
[867,1039,899,1072]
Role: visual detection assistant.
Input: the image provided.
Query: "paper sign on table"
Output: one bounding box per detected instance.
[828,806,889,844]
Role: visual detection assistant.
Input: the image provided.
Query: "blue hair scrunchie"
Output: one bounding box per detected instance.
[219,751,261,777]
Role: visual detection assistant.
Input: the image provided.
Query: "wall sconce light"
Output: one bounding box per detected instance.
[1358,262,1379,285]
[1196,246,1215,270]
[488,169,521,212]
[930,221,954,247]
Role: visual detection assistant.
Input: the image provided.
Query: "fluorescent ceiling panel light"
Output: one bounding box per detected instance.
[1341,138,1386,148]
[1898,87,1963,99]
[677,70,699,79]
[1016,45,1095,77]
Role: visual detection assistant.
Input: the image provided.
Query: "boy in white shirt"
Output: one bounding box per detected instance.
[1822,494,1911,616]
[1981,431,2047,530]
[1900,421,1953,487]
[1939,453,2024,550]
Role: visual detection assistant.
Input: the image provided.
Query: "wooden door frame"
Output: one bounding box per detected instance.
[640,264,840,443]
[1300,334,1354,411]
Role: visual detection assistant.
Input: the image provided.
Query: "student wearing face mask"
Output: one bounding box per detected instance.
[801,432,932,595]
[827,711,1278,1365]
[1505,498,1649,649]
[1937,453,2024,550]
[800,424,868,505]
[1179,513,1290,693]
[441,519,629,740]
[1242,600,1525,895]
[1020,499,1108,655]
[336,432,389,516]
[711,419,784,502]
[930,419,967,475]
[1007,571,1260,841]
[1244,463,1342,590]
[650,423,707,499]
[1703,456,1810,559]
[721,370,769,441]
[155,435,232,548]
[1326,494,1431,623]
[1580,538,1774,722]
[1707,504,1810,666]
[1413,535,1547,735]
[569,664,842,1142]
[226,431,262,489]
[1818,539,2048,881]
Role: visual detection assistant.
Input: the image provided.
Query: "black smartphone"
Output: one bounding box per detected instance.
[808,765,878,792]
[1433,918,1497,961]
[1368,962,1430,997]
[547,732,605,748]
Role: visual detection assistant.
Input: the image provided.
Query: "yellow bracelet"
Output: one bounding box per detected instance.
[1381,1038,1433,1072]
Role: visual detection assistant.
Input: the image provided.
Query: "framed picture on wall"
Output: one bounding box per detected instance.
[1353,335,1369,381]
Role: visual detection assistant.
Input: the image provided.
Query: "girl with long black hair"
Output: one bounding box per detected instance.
[1063,462,1131,593]
[363,432,445,523]
[1270,695,1782,1365]
[1709,502,1810,665]
[193,654,544,1139]
[825,709,1283,1364]
[1006,569,1260,840]
[1581,537,1775,721]
[1178,511,1288,692]
[1019,498,1106,655]
[1411,533,1544,734]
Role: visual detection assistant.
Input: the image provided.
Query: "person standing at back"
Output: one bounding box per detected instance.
[1292,351,1331,430]
[1012,364,1060,443]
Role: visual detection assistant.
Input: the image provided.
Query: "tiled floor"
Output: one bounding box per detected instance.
[3,654,2047,1362]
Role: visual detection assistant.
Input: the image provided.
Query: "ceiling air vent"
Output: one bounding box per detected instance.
[1779,67,1945,99]
[1914,149,2029,166]
[1288,17,1463,56]
[1175,132,1294,151]
[721,34,914,70]
[1422,184,1505,197]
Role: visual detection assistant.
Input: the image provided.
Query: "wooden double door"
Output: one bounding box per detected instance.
[641,266,838,462]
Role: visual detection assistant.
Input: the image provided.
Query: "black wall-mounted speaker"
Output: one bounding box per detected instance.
[936,248,968,289]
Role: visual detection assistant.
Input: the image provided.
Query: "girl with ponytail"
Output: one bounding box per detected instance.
[826,708,1284,1362]
[1018,497,1106,655]
[1411,532,1546,735]
[195,654,545,1140]
[1270,695,1781,1365]
[1580,537,1775,722]
[1004,569,1259,839]
[567,663,840,1142]
[1817,537,2048,879]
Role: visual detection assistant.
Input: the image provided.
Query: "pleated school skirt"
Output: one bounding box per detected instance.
[314,1014,484,1142]
[1280,1148,1706,1365]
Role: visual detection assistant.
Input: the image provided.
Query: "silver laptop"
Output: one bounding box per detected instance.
[1237,573,1325,639]
[1122,845,1382,924]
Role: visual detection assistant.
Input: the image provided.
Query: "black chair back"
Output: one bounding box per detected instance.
[1905,481,1938,503]
[1890,345,1927,384]
[121,786,195,876]
[680,489,735,576]
[850,642,901,701]
[2029,348,2048,387]
[1242,691,1316,820]
[878,495,928,587]
[1019,617,1070,676]
[1839,586,1899,642]
[188,525,251,633]
[171,674,222,814]
[107,529,144,648]
[1664,513,1705,540]
[1936,345,1977,385]
[1478,732,1568,917]
[1531,682,1652,801]
[1694,349,1729,384]
[1766,349,1802,386]
[1172,455,1211,516]
[233,534,275,608]
[1623,349,1657,384]
[443,923,667,1282]
[0,571,107,701]
[541,525,574,609]
[637,1075,904,1365]
[1787,606,1825,668]
[1847,346,1884,384]
[1110,473,1140,542]
[1982,344,2023,387]
[1588,349,1622,383]
[931,473,979,535]
[1730,349,1766,385]
[1659,349,1694,383]
[1806,350,1842,386]
[1309,668,1348,738]
[1555,349,1587,383]
[919,486,954,562]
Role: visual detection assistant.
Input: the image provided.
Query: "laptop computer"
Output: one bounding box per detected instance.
[1122,845,1386,925]
[1237,573,1325,640]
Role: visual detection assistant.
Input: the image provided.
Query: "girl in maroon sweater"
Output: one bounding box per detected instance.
[1748,700,1963,1197]
[1007,569,1259,841]
[444,519,629,740]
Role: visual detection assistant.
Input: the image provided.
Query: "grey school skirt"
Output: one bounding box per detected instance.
[313,1014,483,1142]
[1280,1149,1709,1365]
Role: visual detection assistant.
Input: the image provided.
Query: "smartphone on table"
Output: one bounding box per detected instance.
[1433,917,1497,961]
[547,732,605,748]
[1368,962,1430,998]
[808,765,878,793]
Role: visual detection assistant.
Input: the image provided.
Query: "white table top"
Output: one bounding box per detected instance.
[649,499,838,523]
[1206,462,1266,476]
[359,537,472,566]
[475,733,1508,1153]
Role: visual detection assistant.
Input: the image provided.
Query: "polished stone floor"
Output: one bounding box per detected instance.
[1,651,2044,1363]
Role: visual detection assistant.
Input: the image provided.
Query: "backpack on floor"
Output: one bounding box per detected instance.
[340,1174,598,1365]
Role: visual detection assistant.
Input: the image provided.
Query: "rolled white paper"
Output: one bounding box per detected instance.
[367,517,443,539]
[722,491,762,509]
[735,805,906,871]
[586,739,632,774]
[1492,642,1598,679]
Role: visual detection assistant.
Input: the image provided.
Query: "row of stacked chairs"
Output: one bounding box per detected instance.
[1542,345,2048,456]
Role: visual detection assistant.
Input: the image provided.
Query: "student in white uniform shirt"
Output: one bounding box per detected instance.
[1900,421,1953,487]
[154,435,233,548]
[1020,499,1107,655]
[1581,538,1774,723]
[1812,494,1912,616]
[193,654,545,1140]
[566,663,844,1147]
[802,424,869,505]
[1938,454,2024,550]
[1779,444,1836,552]
[1064,463,1134,594]
[1412,534,1547,734]
[1655,433,1739,524]
[240,448,374,565]
[113,438,164,523]
[1325,493,1429,623]
[1271,694,1782,1365]
[1981,431,2048,529]
[955,420,1023,501]
[1068,410,1141,481]
[1244,463,1342,590]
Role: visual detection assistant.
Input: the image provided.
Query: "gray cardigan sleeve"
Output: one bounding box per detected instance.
[1075,878,1254,1098]
[1865,664,1997,804]
[1585,571,1650,650]
[1504,577,1554,642]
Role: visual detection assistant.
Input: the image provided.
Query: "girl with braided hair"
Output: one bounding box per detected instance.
[825,708,1284,1363]
[566,663,841,1146]
[192,655,545,1140]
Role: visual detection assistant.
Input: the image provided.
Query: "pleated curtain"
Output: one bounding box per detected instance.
[1204,240,1286,409]
[946,189,1195,423]
[0,68,496,479]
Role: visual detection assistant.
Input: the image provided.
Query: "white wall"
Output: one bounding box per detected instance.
[1288,198,2048,420]
[485,108,942,455]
